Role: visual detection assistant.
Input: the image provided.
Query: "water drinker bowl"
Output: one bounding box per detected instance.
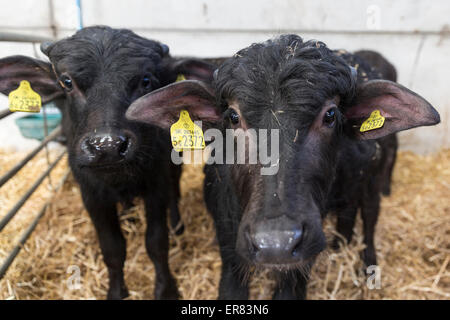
[15,103,62,141]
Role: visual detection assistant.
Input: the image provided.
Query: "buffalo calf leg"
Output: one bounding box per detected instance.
[169,189,184,236]
[144,196,179,299]
[332,206,358,250]
[83,194,128,300]
[218,257,249,299]
[169,164,184,235]
[216,222,249,299]
[361,192,380,267]
[381,136,398,196]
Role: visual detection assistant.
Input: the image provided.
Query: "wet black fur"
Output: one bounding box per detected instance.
[204,35,398,299]
[44,26,187,300]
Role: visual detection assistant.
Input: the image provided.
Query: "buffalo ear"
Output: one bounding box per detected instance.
[166,58,218,83]
[159,43,170,56]
[344,80,440,140]
[126,80,221,130]
[40,41,55,56]
[0,55,64,103]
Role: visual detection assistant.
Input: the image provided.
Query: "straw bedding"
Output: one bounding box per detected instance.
[0,147,448,300]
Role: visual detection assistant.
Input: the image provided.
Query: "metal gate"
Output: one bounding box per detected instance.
[0,32,69,280]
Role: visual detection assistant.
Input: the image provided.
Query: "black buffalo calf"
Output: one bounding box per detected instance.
[0,26,216,299]
[126,35,440,299]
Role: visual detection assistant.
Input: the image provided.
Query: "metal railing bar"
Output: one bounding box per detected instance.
[0,126,62,188]
[0,150,66,232]
[0,168,70,280]
[0,109,12,120]
[41,99,54,188]
[0,31,53,43]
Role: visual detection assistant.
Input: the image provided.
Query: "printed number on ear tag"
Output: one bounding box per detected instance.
[170,110,205,152]
[360,110,385,132]
[176,74,186,82]
[8,80,42,113]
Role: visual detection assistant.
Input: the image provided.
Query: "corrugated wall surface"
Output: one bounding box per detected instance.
[0,0,448,152]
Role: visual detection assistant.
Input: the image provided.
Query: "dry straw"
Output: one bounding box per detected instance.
[0,147,448,299]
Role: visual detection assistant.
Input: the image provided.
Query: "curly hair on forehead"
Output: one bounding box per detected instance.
[48,26,166,60]
[214,34,357,128]
[43,26,168,91]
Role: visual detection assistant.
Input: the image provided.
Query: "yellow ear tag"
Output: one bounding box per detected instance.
[360,110,385,132]
[170,110,205,152]
[8,80,42,113]
[176,74,186,82]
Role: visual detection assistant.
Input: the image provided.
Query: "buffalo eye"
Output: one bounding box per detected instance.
[142,75,152,90]
[229,109,240,125]
[323,107,337,127]
[59,75,73,91]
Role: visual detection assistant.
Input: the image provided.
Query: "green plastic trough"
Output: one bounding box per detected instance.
[15,105,62,141]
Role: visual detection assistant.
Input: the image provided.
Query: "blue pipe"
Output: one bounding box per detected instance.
[76,0,83,30]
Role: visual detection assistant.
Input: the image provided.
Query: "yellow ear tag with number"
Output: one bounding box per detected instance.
[8,80,42,113]
[170,110,205,152]
[360,110,385,132]
[176,74,186,82]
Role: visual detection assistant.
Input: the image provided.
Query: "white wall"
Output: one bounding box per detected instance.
[0,0,448,153]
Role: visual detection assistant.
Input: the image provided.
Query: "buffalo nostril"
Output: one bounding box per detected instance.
[245,227,259,256]
[118,136,130,156]
[81,138,97,156]
[291,224,305,257]
[249,223,305,264]
[80,132,134,165]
